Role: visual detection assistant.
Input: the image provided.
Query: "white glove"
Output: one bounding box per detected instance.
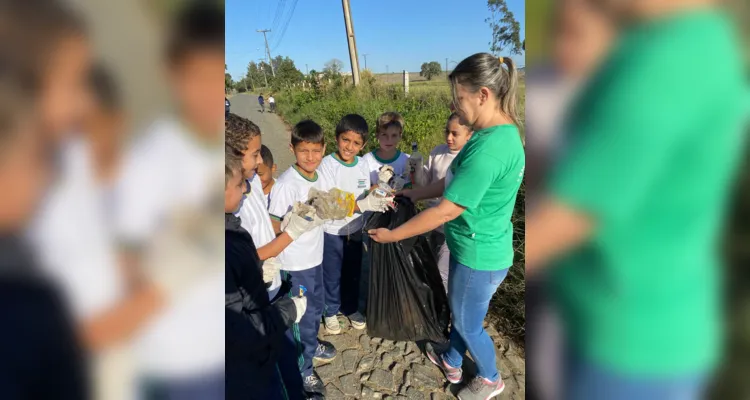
[281,209,326,240]
[291,296,307,323]
[389,174,407,192]
[262,257,282,284]
[357,191,395,213]
[377,165,395,186]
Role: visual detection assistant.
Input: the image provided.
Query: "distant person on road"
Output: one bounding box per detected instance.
[269,95,276,113]
[258,93,265,113]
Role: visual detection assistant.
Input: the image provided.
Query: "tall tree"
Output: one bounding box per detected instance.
[486,0,523,56]
[323,59,343,76]
[419,61,442,80]
[225,64,233,92]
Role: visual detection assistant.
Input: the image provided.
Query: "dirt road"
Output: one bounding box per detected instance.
[230,93,296,174]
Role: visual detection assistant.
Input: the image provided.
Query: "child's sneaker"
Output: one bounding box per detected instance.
[348,311,366,330]
[302,370,326,395]
[425,342,463,384]
[324,315,341,335]
[313,340,337,362]
[457,376,505,400]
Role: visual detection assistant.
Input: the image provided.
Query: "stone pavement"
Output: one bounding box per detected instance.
[313,318,525,400]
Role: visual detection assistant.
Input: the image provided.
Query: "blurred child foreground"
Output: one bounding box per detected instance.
[526,1,748,399]
[1,1,228,399]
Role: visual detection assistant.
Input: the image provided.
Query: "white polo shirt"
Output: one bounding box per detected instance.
[268,166,325,271]
[362,150,410,186]
[318,153,370,236]
[234,174,282,298]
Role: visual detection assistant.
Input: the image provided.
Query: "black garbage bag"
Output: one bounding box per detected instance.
[363,196,450,343]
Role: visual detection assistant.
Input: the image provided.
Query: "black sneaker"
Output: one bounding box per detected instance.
[302,370,326,396]
[313,340,337,362]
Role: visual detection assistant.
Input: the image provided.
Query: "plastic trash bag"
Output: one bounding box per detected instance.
[363,196,450,343]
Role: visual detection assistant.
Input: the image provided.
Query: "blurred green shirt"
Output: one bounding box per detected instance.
[551,9,747,375]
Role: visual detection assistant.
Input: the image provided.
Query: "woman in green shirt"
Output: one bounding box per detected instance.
[369,53,525,400]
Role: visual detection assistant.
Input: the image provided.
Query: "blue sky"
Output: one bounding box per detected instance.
[225,0,525,80]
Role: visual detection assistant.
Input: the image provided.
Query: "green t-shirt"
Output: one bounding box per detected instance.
[444,124,525,271]
[550,10,747,376]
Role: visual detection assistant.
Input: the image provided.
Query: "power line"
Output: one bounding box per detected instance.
[269,0,288,34]
[270,0,300,52]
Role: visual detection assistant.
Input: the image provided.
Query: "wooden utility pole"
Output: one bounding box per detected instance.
[403,70,409,95]
[258,58,268,87]
[362,54,368,70]
[257,29,276,77]
[341,0,360,86]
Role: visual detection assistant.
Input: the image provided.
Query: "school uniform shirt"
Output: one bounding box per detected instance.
[30,137,124,321]
[264,179,275,210]
[362,150,410,186]
[423,144,460,209]
[29,137,133,400]
[268,166,325,271]
[318,154,371,236]
[114,116,225,379]
[234,174,282,299]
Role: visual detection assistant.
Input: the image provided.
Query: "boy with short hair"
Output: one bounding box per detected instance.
[258,93,265,113]
[225,113,324,300]
[363,111,411,189]
[267,120,333,396]
[257,144,277,208]
[224,146,309,400]
[318,114,394,334]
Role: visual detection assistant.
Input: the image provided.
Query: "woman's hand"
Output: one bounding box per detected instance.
[397,188,418,203]
[368,228,397,243]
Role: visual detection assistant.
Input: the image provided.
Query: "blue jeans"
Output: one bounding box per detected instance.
[443,258,509,382]
[565,353,709,400]
[322,233,363,317]
[282,266,324,378]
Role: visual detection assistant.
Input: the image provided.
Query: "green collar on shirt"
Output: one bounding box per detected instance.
[292,164,318,182]
[332,152,358,167]
[372,149,402,164]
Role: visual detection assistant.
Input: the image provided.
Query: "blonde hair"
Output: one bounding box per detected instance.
[449,53,521,128]
[376,111,404,134]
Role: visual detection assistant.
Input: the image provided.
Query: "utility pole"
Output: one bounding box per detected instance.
[386,65,389,74]
[341,0,360,86]
[256,29,276,77]
[361,54,368,70]
[258,58,268,87]
[306,64,309,75]
[445,58,448,76]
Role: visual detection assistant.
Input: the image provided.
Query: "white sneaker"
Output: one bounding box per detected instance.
[348,312,367,330]
[324,315,341,334]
